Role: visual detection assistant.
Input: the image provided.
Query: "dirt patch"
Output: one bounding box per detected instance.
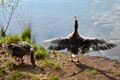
[0,51,120,80]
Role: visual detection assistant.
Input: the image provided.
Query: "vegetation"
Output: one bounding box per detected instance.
[5,61,17,70]
[0,23,62,79]
[42,59,61,70]
[0,26,6,37]
[53,63,61,70]
[0,0,22,35]
[4,34,21,44]
[0,67,5,77]
[82,68,99,75]
[21,27,31,43]
[0,1,119,80]
[0,27,32,45]
[34,46,48,60]
[48,75,59,80]
[9,70,21,80]
[0,34,21,47]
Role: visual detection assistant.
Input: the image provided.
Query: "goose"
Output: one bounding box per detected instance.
[43,16,117,62]
[2,41,36,67]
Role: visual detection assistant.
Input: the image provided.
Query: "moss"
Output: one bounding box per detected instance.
[48,75,59,80]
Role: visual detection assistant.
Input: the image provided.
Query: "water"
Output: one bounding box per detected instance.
[0,0,120,61]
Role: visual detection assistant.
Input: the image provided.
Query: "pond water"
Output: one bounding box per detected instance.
[1,0,120,61]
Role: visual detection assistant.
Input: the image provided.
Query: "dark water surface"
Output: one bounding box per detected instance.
[0,0,120,61]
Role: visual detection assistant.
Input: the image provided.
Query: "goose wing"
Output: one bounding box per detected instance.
[17,41,34,52]
[43,37,72,50]
[81,38,117,53]
[10,44,29,52]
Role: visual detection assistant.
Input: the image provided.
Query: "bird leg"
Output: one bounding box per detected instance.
[73,55,80,62]
[71,54,80,62]
[30,52,36,67]
[66,54,76,62]
[69,55,74,62]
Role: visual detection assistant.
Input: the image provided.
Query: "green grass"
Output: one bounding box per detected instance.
[6,61,17,70]
[0,37,5,46]
[9,70,21,80]
[35,46,48,60]
[42,59,55,66]
[53,63,61,70]
[21,27,31,43]
[0,34,20,44]
[82,68,99,74]
[42,59,61,70]
[0,67,5,77]
[48,75,59,80]
[0,27,32,45]
[0,26,6,37]
[4,34,21,44]
[50,51,64,57]
[35,49,47,60]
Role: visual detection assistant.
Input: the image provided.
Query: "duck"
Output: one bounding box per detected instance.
[43,16,117,62]
[2,41,36,67]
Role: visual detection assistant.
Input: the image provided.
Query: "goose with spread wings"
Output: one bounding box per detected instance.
[44,16,117,62]
[2,41,36,67]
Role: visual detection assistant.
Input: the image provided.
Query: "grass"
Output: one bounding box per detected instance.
[5,61,17,70]
[9,70,21,80]
[0,27,32,45]
[48,75,59,80]
[0,25,62,79]
[82,68,99,75]
[0,37,5,46]
[53,63,61,70]
[21,72,43,80]
[0,26,6,37]
[42,59,61,70]
[35,45,48,60]
[0,34,21,47]
[0,67,5,77]
[35,49,47,60]
[109,72,120,77]
[4,34,21,44]
[21,27,31,43]
[50,51,64,57]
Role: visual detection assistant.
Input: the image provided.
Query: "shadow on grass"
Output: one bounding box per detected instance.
[13,64,45,74]
[69,62,117,80]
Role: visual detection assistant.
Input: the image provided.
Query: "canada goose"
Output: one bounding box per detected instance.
[43,16,117,62]
[2,41,36,67]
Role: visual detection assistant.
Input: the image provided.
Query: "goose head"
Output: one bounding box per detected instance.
[74,16,78,33]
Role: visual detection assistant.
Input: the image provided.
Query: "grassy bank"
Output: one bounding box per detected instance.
[0,27,120,80]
